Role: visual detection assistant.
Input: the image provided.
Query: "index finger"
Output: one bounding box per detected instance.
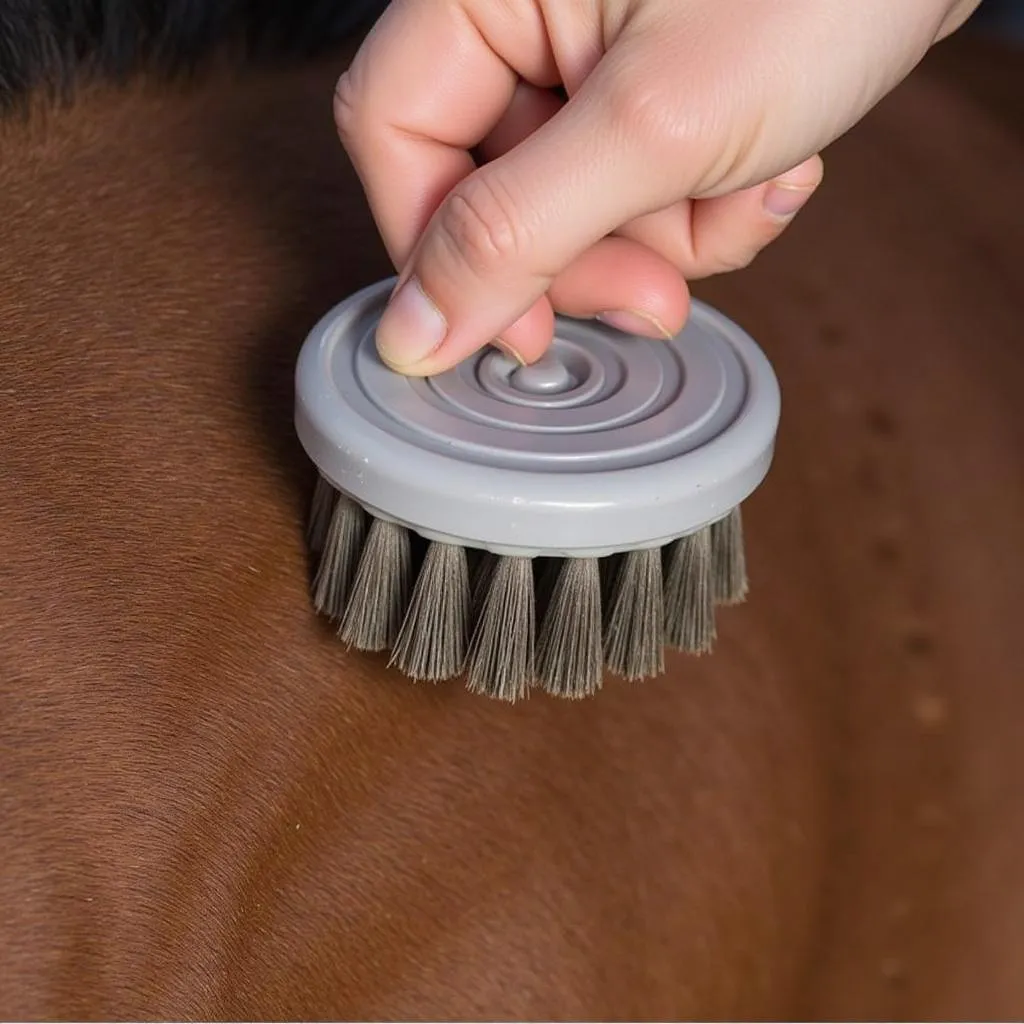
[333,0,548,269]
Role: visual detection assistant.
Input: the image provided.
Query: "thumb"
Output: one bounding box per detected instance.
[373,44,706,376]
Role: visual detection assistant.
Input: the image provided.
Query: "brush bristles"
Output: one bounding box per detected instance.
[465,556,535,702]
[710,506,748,605]
[470,553,498,623]
[537,558,603,698]
[664,527,715,653]
[338,518,412,652]
[307,473,337,556]
[603,549,665,681]
[311,490,366,620]
[306,479,751,699]
[390,542,470,681]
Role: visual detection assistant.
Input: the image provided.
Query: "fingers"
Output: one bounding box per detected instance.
[334,0,527,268]
[335,0,569,371]
[481,80,690,347]
[478,80,563,165]
[546,237,689,337]
[618,156,825,279]
[486,83,822,287]
[482,235,691,366]
[691,154,824,275]
[486,86,822,290]
[367,35,718,374]
[338,0,821,376]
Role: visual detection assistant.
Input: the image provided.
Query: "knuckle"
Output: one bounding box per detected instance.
[332,71,363,143]
[605,74,683,155]
[436,177,527,275]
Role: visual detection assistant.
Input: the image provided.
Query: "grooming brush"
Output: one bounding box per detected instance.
[295,276,779,701]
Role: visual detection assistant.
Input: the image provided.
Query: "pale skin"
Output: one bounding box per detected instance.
[334,0,981,375]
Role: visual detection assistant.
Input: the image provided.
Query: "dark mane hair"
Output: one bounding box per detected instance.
[0,0,386,109]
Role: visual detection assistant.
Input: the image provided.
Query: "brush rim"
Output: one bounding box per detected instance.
[320,492,736,560]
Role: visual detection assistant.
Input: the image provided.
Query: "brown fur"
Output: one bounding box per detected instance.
[1,34,1022,1020]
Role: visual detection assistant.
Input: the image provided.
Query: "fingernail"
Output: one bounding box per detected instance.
[597,309,673,340]
[376,277,447,369]
[763,181,816,220]
[493,338,527,366]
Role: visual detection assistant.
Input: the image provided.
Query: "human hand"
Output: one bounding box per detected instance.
[335,0,979,375]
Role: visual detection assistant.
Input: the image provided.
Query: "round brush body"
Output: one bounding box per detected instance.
[295,277,780,700]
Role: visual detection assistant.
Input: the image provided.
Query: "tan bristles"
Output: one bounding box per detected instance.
[664,527,716,654]
[711,506,749,605]
[306,472,337,556]
[390,541,470,681]
[307,479,751,700]
[536,558,603,699]
[603,548,665,681]
[311,490,366,620]
[338,518,412,652]
[469,553,498,623]
[464,556,535,702]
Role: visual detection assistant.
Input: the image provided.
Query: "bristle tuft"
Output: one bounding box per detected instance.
[389,542,470,681]
[465,556,535,702]
[711,506,748,605]
[536,558,603,699]
[664,528,716,653]
[311,491,366,620]
[338,518,412,651]
[470,553,498,623]
[604,548,665,681]
[306,473,337,555]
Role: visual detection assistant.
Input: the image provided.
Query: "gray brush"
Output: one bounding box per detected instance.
[295,277,779,700]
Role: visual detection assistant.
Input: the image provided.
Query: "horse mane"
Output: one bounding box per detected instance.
[0,0,385,111]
